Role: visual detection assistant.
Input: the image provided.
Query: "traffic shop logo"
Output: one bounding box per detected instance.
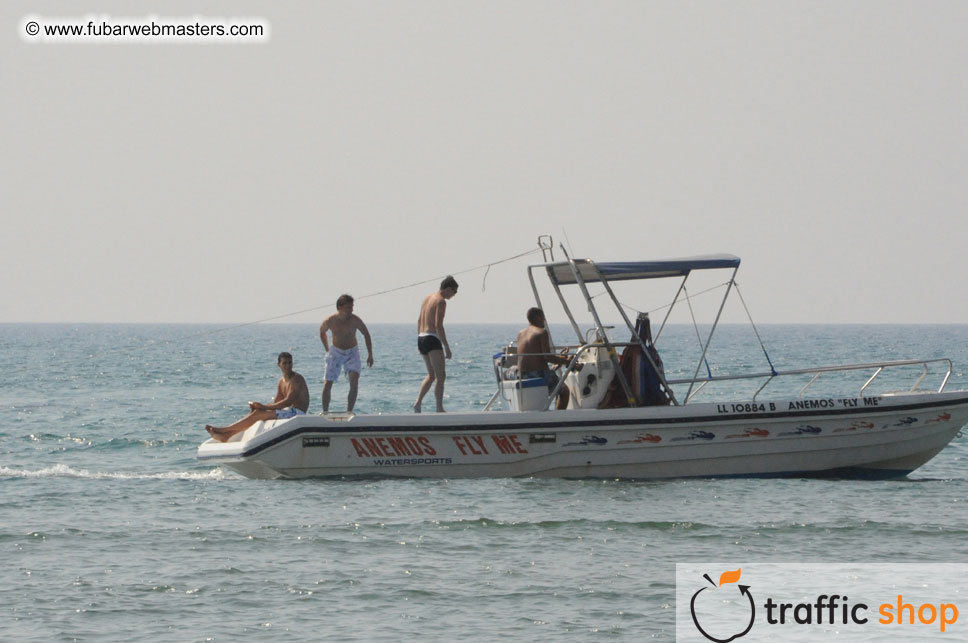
[690,569,755,642]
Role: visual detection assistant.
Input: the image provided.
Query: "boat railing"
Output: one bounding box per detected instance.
[666,357,953,402]
[485,342,953,410]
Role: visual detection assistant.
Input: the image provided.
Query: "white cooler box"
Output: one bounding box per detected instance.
[500,377,550,412]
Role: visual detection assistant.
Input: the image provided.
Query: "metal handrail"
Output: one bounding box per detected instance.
[491,343,953,410]
[665,357,954,401]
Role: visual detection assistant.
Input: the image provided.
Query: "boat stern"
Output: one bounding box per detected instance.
[196,420,291,479]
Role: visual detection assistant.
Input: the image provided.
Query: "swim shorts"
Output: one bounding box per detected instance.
[275,407,306,420]
[522,369,560,393]
[325,346,362,381]
[418,333,443,355]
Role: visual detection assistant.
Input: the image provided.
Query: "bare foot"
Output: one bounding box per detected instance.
[412,402,421,413]
[205,425,231,443]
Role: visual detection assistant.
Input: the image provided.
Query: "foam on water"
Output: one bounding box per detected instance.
[0,463,227,481]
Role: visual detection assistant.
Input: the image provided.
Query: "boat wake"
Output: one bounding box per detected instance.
[0,463,227,481]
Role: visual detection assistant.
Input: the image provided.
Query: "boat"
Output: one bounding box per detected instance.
[197,237,968,480]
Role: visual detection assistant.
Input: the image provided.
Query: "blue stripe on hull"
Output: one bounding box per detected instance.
[701,467,912,481]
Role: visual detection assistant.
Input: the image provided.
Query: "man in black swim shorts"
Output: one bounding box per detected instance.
[417,334,443,355]
[414,275,458,412]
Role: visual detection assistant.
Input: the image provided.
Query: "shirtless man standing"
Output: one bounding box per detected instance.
[414,275,458,413]
[205,352,310,442]
[319,294,374,413]
[517,307,573,410]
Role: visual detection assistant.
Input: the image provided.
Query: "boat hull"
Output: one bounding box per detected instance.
[197,392,968,480]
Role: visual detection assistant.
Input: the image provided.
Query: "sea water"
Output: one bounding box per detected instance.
[2,323,967,642]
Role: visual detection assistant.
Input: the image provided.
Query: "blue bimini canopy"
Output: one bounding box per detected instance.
[545,254,741,286]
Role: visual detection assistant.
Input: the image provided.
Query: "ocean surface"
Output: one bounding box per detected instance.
[2,323,968,642]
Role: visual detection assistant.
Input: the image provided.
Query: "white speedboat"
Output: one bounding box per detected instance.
[198,239,968,480]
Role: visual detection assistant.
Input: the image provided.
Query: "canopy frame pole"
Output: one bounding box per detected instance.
[684,266,740,403]
[654,274,689,343]
[529,264,584,343]
[596,268,679,406]
[560,245,636,406]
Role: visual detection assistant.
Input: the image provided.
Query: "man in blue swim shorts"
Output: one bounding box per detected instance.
[205,352,310,442]
[516,307,575,410]
[319,294,374,413]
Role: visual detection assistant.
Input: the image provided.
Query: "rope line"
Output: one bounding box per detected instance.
[614,281,731,317]
[683,286,714,379]
[175,246,544,341]
[11,245,547,375]
[734,282,777,375]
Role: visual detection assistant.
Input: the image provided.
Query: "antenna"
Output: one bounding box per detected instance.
[561,226,575,256]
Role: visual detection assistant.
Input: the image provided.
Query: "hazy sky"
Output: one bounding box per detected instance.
[3,1,967,325]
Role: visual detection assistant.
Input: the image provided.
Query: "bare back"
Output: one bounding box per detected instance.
[418,292,446,335]
[517,325,553,373]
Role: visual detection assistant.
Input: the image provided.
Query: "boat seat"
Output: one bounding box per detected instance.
[238,419,283,442]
